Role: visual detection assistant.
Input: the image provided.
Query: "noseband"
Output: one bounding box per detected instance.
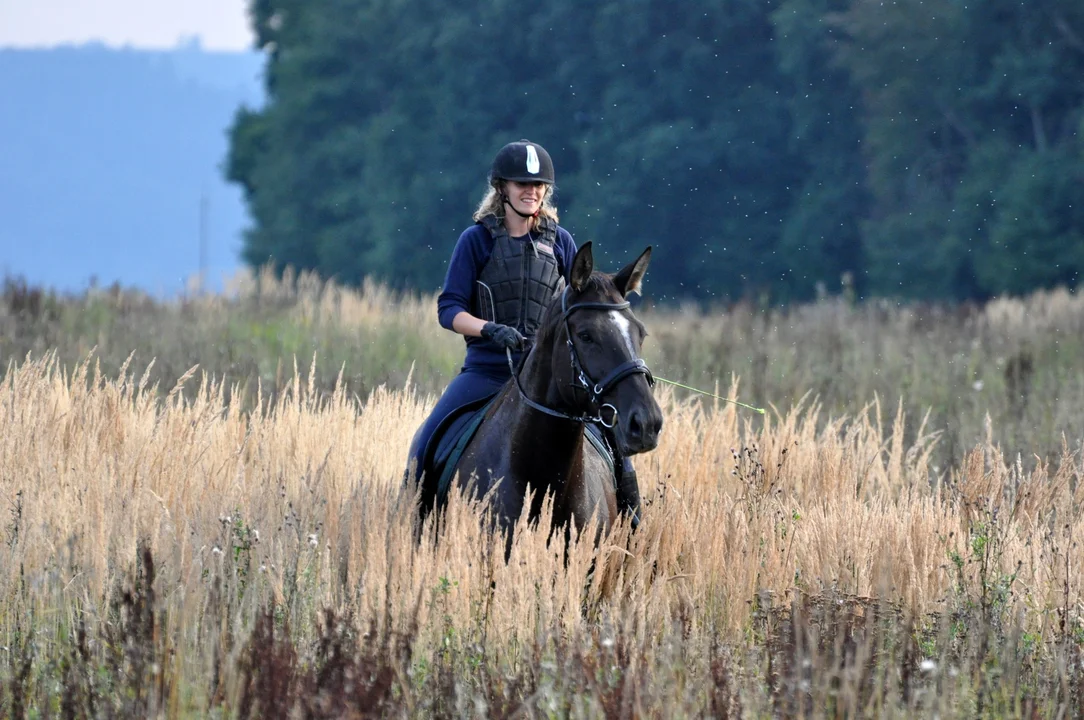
[509,287,655,427]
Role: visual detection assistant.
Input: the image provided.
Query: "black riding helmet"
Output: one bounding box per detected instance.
[489,139,555,185]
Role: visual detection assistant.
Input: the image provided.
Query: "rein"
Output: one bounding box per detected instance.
[507,287,655,427]
[508,351,606,425]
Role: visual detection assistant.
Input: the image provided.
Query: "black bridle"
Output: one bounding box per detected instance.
[508,287,655,427]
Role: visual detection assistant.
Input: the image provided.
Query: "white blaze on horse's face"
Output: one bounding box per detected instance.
[608,311,638,357]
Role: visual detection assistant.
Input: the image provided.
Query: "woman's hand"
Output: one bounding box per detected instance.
[481,322,525,351]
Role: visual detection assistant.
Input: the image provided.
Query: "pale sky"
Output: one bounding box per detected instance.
[0,0,255,51]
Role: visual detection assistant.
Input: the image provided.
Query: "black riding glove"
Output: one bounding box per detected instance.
[481,322,525,351]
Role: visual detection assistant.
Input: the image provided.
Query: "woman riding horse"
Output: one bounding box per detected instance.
[450,242,662,550]
[405,140,643,525]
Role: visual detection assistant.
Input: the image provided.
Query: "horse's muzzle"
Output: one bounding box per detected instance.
[621,402,663,454]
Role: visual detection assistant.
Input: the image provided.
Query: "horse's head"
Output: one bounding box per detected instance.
[536,242,664,455]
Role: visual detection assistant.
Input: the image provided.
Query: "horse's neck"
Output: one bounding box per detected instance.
[510,344,585,481]
[518,338,562,409]
[506,405,584,514]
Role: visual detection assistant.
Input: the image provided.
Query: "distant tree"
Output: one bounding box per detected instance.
[832,0,1084,298]
[227,0,1083,303]
[771,0,869,300]
[529,0,806,302]
[227,0,805,301]
[229,0,476,289]
[970,148,1084,294]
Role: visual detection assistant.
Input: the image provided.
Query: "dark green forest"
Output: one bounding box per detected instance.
[226,0,1084,304]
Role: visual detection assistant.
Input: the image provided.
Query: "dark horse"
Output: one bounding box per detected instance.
[419,242,663,553]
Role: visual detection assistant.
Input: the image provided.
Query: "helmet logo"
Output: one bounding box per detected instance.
[525,145,540,174]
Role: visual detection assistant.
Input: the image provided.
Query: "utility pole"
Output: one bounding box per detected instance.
[198,191,209,294]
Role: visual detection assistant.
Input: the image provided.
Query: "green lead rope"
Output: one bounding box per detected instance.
[653,376,766,415]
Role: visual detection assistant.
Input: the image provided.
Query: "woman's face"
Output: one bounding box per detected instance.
[504,180,548,217]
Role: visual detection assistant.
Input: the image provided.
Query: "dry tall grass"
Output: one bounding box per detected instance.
[6,270,1084,473]
[3,346,1083,716]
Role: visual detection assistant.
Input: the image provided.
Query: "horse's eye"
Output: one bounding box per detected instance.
[577,330,593,344]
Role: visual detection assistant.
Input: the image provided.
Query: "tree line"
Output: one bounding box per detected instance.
[227,0,1084,304]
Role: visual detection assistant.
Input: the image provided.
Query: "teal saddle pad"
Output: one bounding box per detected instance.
[426,398,615,503]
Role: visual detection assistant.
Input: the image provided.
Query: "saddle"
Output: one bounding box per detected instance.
[422,396,617,504]
[423,394,499,503]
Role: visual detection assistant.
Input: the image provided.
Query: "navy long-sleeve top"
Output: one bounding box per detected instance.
[437,222,578,370]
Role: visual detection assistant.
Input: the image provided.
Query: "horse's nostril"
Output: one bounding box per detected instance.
[643,411,662,445]
[628,410,643,441]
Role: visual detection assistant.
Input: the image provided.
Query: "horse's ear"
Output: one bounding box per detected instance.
[570,242,594,292]
[614,246,652,298]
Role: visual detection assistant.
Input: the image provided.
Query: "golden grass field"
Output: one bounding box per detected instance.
[2,272,1084,717]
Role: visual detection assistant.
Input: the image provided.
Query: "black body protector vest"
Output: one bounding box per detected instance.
[473,214,566,339]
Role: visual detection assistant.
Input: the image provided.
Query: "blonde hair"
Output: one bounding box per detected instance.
[472,181,559,230]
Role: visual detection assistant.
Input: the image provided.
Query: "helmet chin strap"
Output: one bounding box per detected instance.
[502,193,539,219]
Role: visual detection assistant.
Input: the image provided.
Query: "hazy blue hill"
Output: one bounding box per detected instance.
[0,44,264,295]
